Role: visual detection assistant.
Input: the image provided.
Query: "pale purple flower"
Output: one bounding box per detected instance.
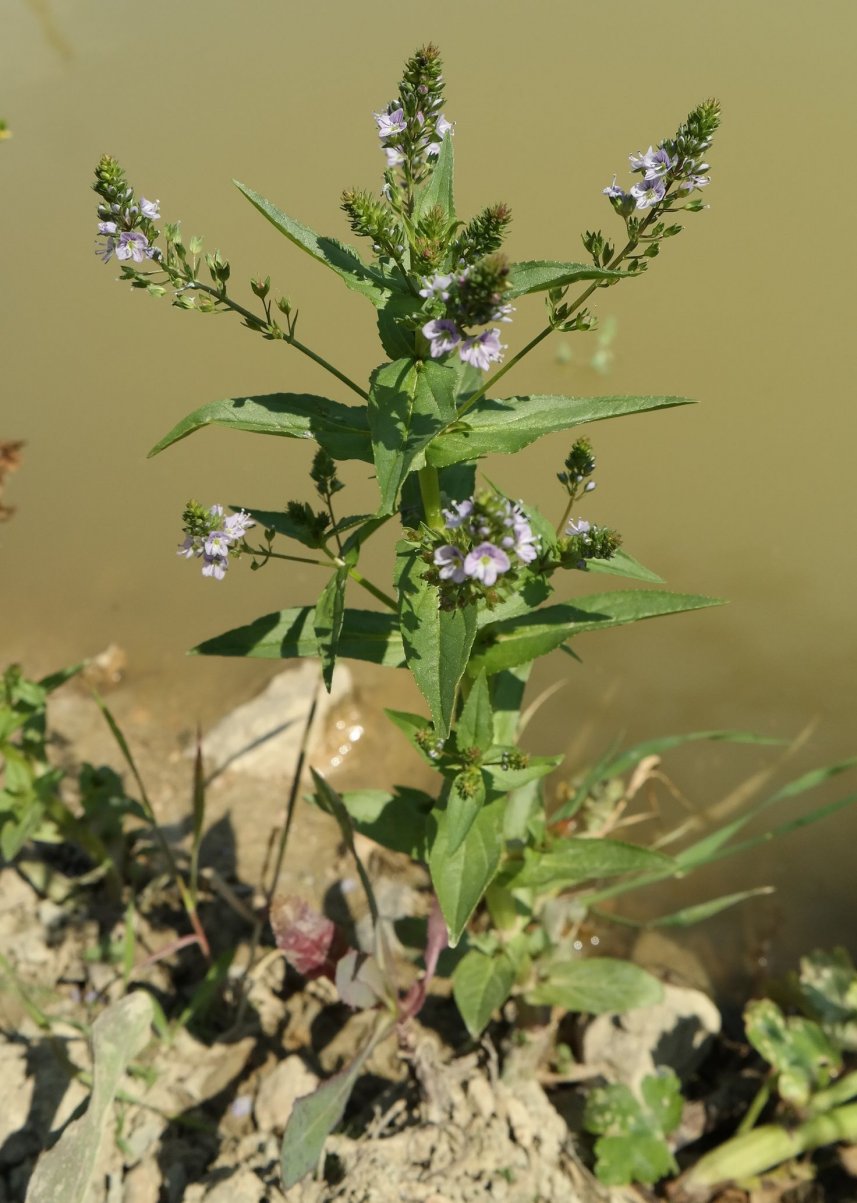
[204,531,232,559]
[201,554,228,581]
[435,114,454,139]
[425,142,443,158]
[464,542,511,586]
[602,176,626,199]
[222,509,255,541]
[629,177,666,210]
[681,174,711,191]
[374,107,406,139]
[442,498,474,529]
[629,146,676,179]
[177,536,196,560]
[434,544,467,583]
[511,521,539,564]
[95,221,119,262]
[115,230,155,262]
[139,196,160,219]
[566,518,592,538]
[419,273,453,301]
[384,146,406,168]
[459,328,505,371]
[422,317,461,357]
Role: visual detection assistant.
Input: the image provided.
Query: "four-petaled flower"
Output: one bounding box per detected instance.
[566,518,592,538]
[422,317,461,357]
[139,196,160,219]
[434,544,467,583]
[419,273,453,301]
[114,230,155,262]
[629,177,666,210]
[178,505,255,582]
[459,329,505,371]
[629,146,676,179]
[464,542,511,586]
[374,107,406,139]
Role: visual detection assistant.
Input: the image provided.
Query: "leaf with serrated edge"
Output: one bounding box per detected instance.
[429,798,504,945]
[453,949,516,1037]
[457,671,493,751]
[148,393,371,461]
[25,993,154,1203]
[470,591,722,676]
[396,544,476,737]
[314,567,347,691]
[426,394,693,468]
[413,133,455,223]
[191,607,405,667]
[236,181,398,306]
[528,957,663,1012]
[506,260,627,298]
[369,360,454,513]
[280,1021,391,1189]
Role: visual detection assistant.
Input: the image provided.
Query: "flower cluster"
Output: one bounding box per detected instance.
[374,43,453,190]
[93,154,160,264]
[602,100,718,214]
[561,517,622,570]
[420,254,512,371]
[177,501,254,581]
[426,491,540,607]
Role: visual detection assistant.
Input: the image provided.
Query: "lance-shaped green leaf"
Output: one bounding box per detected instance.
[446,772,486,856]
[470,590,722,675]
[428,797,505,945]
[369,360,458,513]
[509,838,673,892]
[148,393,372,462]
[482,754,563,792]
[528,957,663,1013]
[281,1018,393,1189]
[426,393,693,467]
[314,567,347,691]
[413,133,455,223]
[587,548,664,584]
[456,671,493,751]
[490,663,533,745]
[25,992,154,1203]
[235,181,400,306]
[453,948,517,1038]
[376,295,421,359]
[396,544,477,737]
[191,607,405,667]
[385,708,439,764]
[506,260,627,297]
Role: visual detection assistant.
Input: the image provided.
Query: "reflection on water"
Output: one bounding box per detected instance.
[2,0,857,974]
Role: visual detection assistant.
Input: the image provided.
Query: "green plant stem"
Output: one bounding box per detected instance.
[246,546,327,567]
[186,280,369,401]
[418,465,444,530]
[737,1078,772,1135]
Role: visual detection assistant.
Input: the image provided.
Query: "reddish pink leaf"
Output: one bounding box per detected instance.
[269,895,347,979]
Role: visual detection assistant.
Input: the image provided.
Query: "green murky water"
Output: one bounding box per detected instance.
[2,0,856,973]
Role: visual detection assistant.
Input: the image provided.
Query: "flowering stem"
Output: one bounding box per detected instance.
[456,200,671,422]
[245,546,327,567]
[418,465,444,531]
[186,281,369,401]
[557,494,576,536]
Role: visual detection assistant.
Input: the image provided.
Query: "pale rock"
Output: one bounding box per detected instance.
[254,1056,319,1133]
[122,1159,162,1203]
[201,662,351,779]
[582,981,721,1089]
[201,1170,267,1203]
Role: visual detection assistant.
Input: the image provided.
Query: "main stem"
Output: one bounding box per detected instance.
[418,466,444,530]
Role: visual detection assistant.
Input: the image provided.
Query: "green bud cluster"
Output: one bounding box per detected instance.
[340,189,406,261]
[558,438,596,490]
[180,500,214,541]
[454,768,483,799]
[93,154,130,210]
[559,525,622,570]
[667,98,721,164]
[453,254,511,328]
[310,449,344,501]
[581,230,616,269]
[285,500,329,546]
[412,204,456,274]
[451,203,513,265]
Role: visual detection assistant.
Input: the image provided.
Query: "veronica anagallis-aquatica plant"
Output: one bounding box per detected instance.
[92,43,857,1188]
